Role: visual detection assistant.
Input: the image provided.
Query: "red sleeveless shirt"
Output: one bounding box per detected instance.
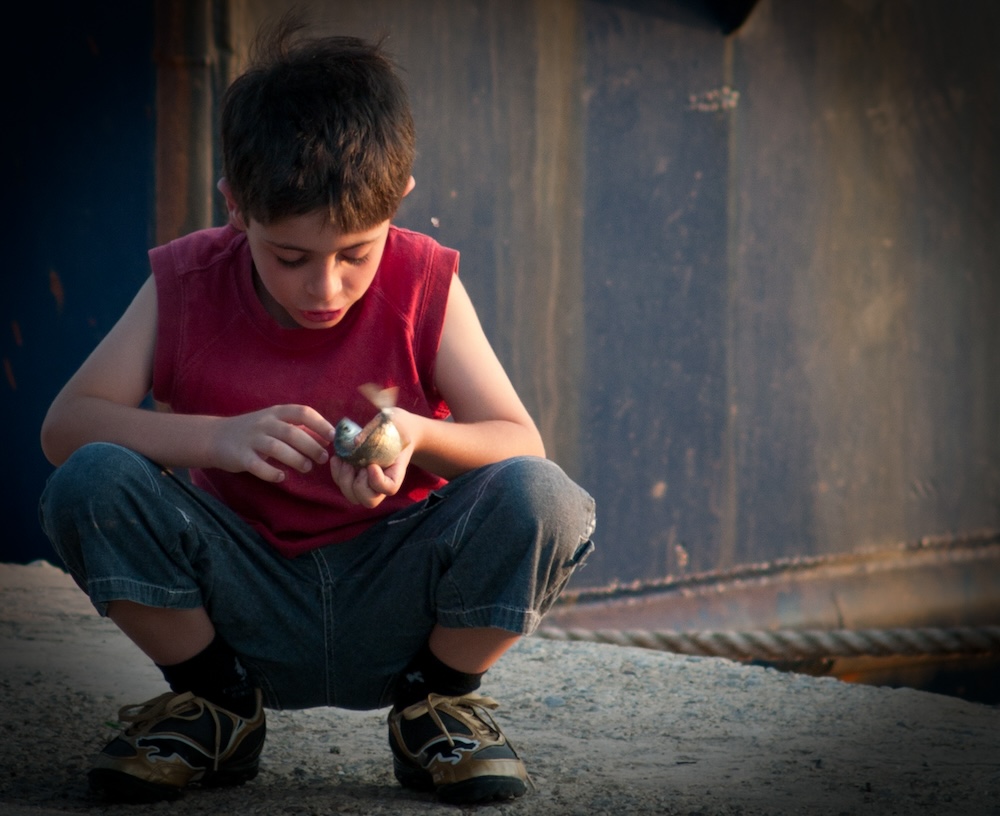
[150,224,455,557]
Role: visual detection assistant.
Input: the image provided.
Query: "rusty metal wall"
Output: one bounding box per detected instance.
[265,0,999,586]
[220,0,740,584]
[1,2,156,563]
[721,1,1000,572]
[4,0,998,595]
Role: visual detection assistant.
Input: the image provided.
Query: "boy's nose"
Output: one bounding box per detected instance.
[309,263,342,300]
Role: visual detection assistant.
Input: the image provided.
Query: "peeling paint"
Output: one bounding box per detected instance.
[688,86,740,112]
[3,357,15,391]
[48,270,65,312]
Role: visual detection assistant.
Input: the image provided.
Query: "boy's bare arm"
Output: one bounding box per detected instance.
[402,275,546,479]
[331,275,543,507]
[40,278,335,482]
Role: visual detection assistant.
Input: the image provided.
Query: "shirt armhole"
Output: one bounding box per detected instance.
[149,242,180,405]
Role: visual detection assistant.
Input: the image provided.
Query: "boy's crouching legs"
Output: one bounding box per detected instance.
[39,444,268,801]
[433,455,597,635]
[39,442,203,612]
[387,456,596,803]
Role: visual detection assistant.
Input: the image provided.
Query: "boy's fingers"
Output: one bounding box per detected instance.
[246,457,287,484]
[331,461,385,508]
[256,408,331,466]
[288,428,330,465]
[283,404,336,441]
[365,463,399,496]
[256,436,316,475]
[329,458,362,504]
[353,468,386,508]
[329,456,355,490]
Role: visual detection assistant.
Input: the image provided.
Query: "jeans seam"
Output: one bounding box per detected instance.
[311,550,336,707]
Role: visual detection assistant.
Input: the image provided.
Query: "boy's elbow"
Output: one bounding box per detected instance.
[40,423,61,467]
[39,409,70,467]
[524,425,546,459]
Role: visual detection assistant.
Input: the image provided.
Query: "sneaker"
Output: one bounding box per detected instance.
[89,689,266,802]
[388,692,531,804]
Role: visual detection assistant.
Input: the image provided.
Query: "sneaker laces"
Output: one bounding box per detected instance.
[114,691,225,772]
[396,692,535,793]
[400,692,502,749]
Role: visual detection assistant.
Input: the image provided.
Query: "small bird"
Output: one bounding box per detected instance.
[333,384,408,468]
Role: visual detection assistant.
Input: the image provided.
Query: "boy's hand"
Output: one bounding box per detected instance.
[214,405,334,483]
[329,413,416,507]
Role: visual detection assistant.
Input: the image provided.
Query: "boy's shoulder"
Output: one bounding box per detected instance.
[379,226,459,303]
[384,224,457,265]
[386,223,437,247]
[151,225,248,277]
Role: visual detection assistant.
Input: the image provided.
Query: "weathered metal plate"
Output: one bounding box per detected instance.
[547,531,1000,631]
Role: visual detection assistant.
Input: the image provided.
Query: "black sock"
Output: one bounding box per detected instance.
[392,641,485,712]
[157,634,257,717]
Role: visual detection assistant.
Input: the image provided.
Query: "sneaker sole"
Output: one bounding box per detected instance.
[89,761,259,803]
[438,775,528,804]
[393,757,527,803]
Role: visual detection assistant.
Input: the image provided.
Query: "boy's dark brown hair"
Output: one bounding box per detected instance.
[221,17,415,232]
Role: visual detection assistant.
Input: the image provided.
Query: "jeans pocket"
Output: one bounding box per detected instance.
[385,490,446,526]
[568,537,596,567]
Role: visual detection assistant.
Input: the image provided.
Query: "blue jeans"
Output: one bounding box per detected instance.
[39,443,596,711]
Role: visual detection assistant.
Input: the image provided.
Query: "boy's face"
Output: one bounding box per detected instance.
[241,210,390,329]
[219,177,414,330]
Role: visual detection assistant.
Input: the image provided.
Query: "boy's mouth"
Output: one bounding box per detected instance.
[300,308,343,324]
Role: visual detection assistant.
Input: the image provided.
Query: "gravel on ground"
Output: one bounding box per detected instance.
[2,561,998,816]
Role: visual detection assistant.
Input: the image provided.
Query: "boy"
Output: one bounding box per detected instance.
[39,20,595,807]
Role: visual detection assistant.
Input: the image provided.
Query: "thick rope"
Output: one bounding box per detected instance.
[533,625,1000,661]
[554,530,1000,607]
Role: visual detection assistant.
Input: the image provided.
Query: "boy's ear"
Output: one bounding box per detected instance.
[217,178,248,231]
[402,175,416,198]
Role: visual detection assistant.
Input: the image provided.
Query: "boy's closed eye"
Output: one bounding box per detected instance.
[342,253,371,267]
[276,254,308,268]
[275,252,371,268]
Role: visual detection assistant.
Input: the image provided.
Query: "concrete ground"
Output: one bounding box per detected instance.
[1,560,998,816]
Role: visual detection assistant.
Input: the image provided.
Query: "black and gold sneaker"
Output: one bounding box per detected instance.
[89,689,266,802]
[388,692,531,804]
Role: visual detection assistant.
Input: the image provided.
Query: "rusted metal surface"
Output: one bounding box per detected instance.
[6,0,1000,589]
[153,0,230,243]
[545,530,1000,701]
[547,530,1000,632]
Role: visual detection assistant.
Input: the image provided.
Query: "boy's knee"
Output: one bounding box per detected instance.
[490,457,596,558]
[40,443,177,581]
[52,441,137,479]
[501,456,592,519]
[41,443,156,528]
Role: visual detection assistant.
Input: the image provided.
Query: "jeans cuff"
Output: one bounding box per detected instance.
[437,604,542,636]
[86,577,203,617]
